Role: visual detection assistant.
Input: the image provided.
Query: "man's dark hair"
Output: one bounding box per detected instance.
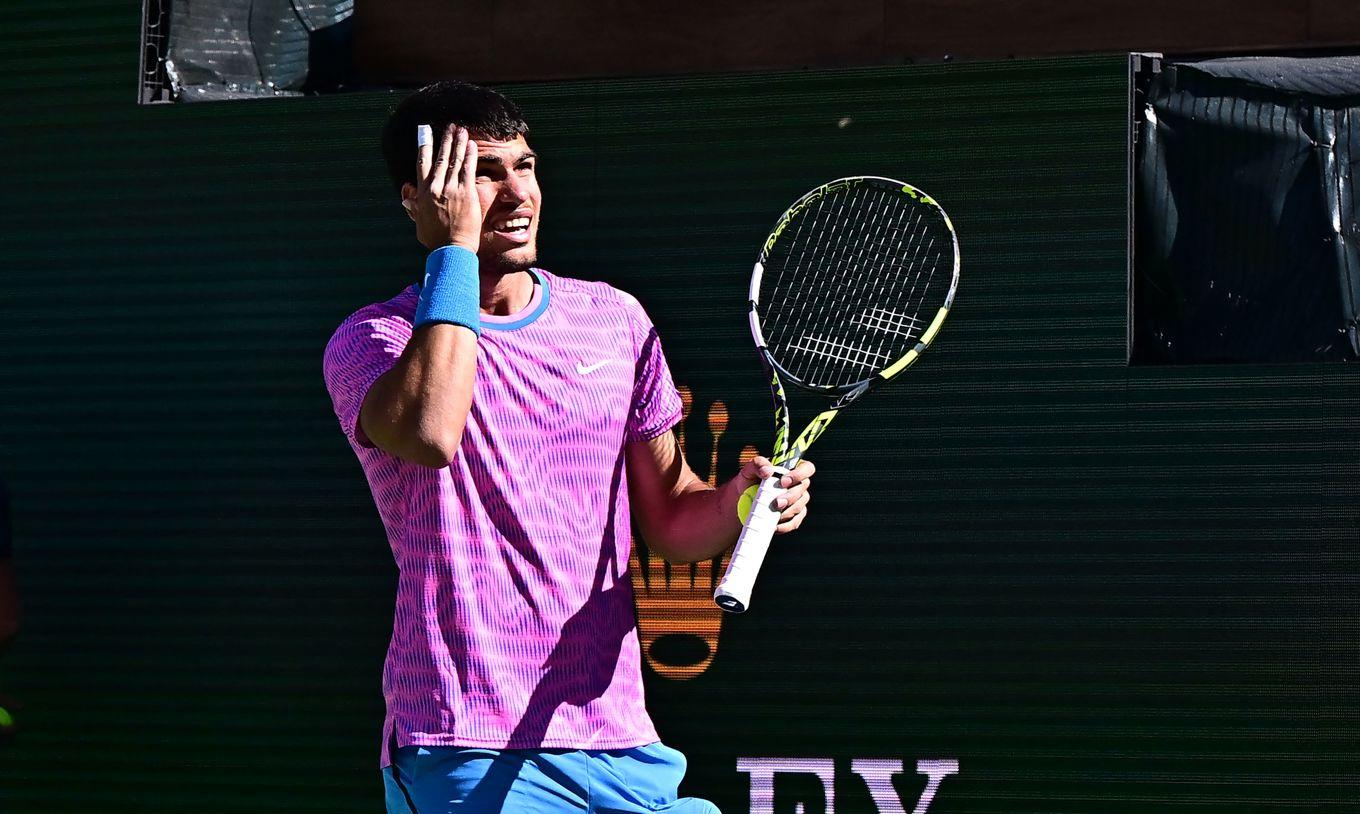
[381,80,530,195]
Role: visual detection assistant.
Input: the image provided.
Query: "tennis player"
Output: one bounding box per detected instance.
[323,81,815,813]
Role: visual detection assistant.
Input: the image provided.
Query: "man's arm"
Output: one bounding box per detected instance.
[361,124,482,468]
[626,429,814,564]
[360,324,477,467]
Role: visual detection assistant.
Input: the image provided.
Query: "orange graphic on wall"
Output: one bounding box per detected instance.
[630,385,758,680]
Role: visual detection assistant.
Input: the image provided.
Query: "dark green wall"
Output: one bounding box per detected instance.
[0,4,1356,813]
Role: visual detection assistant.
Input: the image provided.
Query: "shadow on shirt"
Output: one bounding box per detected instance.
[508,445,637,748]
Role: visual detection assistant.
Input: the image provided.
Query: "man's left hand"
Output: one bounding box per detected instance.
[738,456,815,533]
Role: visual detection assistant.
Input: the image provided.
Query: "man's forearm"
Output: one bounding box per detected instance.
[627,431,812,563]
[644,478,746,564]
[361,324,477,467]
[360,246,482,468]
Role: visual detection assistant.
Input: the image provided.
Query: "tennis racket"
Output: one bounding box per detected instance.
[713,176,960,613]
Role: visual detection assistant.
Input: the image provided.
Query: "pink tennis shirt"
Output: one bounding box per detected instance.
[322,268,682,768]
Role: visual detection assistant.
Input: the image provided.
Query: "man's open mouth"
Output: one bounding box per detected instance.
[490,212,533,242]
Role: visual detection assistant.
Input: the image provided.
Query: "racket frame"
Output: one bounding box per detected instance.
[749,176,959,467]
[714,176,959,613]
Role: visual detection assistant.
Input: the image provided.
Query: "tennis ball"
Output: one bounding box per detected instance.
[737,484,759,523]
[0,706,13,729]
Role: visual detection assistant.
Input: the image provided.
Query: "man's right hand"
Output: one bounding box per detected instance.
[411,124,482,252]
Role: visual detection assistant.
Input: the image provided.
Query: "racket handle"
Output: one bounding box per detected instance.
[714,466,790,613]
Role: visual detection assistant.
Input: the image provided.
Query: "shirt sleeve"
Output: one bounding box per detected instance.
[322,309,413,449]
[622,294,683,443]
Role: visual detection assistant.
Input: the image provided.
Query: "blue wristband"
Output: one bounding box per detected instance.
[415,245,481,334]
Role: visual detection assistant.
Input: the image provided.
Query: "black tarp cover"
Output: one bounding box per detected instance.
[1134,56,1360,363]
[166,0,353,101]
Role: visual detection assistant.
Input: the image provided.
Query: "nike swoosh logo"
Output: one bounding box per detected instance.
[576,360,613,375]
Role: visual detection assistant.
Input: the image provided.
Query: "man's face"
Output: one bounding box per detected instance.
[471,134,541,272]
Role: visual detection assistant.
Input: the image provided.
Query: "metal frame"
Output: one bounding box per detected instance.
[1126,52,1162,363]
[138,0,173,104]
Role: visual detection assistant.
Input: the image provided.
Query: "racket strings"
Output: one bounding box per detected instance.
[766,183,883,378]
[759,181,954,389]
[869,207,938,365]
[856,197,921,367]
[772,186,854,350]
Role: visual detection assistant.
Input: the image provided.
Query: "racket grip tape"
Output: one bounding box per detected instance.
[714,466,789,613]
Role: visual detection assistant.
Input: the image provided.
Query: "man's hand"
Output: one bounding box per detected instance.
[409,124,482,252]
[627,427,817,563]
[732,456,815,533]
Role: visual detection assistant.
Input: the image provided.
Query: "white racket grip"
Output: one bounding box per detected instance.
[714,466,790,613]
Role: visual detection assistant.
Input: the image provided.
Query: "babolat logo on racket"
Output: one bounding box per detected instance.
[763,178,865,254]
[823,178,857,195]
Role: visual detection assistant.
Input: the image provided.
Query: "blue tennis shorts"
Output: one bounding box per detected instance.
[382,741,720,814]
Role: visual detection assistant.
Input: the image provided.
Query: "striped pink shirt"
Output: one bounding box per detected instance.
[322,269,682,768]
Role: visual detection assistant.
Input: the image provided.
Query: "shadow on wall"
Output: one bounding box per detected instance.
[630,385,759,681]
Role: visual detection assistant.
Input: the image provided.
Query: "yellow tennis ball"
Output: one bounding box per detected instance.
[737,484,759,523]
[0,706,13,728]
